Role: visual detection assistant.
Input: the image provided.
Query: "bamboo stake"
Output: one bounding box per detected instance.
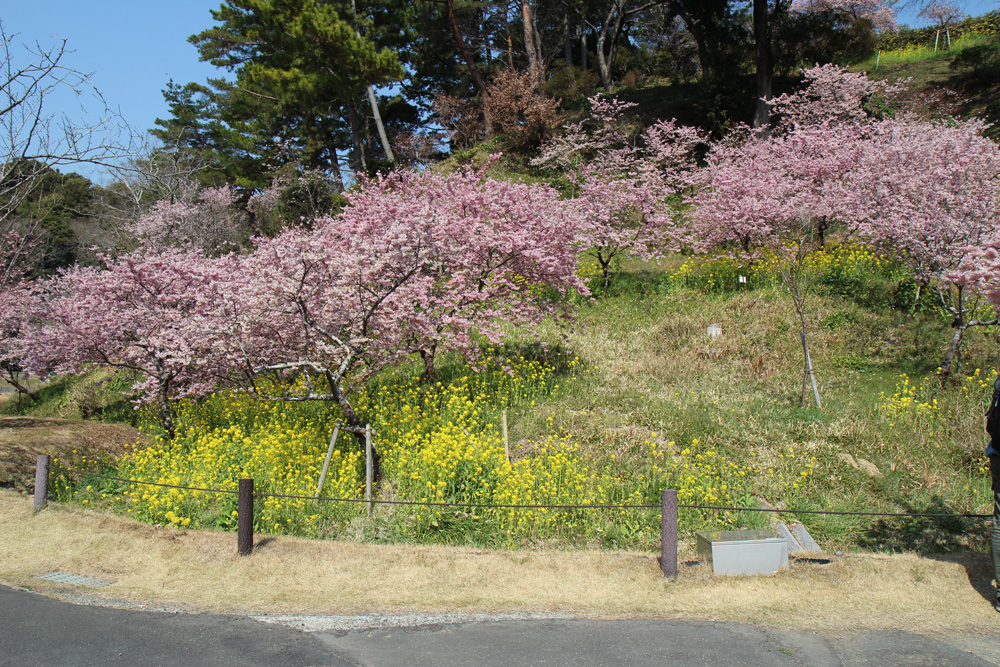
[315,424,340,498]
[502,408,510,463]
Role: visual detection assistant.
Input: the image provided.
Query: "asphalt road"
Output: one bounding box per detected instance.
[1,585,998,667]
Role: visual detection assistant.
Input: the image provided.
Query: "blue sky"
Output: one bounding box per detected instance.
[3,2,221,147]
[2,0,997,179]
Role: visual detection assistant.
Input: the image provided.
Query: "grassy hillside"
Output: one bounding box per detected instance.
[4,37,999,556]
[3,249,995,555]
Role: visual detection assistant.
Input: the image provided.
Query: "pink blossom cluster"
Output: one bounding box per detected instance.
[790,0,897,32]
[769,64,909,129]
[130,185,246,253]
[535,94,706,287]
[13,164,587,435]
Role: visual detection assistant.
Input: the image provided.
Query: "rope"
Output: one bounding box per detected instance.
[45,463,992,519]
[52,467,238,496]
[0,458,30,467]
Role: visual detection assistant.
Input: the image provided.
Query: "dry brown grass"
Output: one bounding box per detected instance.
[1,489,995,636]
[0,415,144,492]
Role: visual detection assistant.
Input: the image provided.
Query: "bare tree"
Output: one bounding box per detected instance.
[1,20,136,292]
[89,138,207,253]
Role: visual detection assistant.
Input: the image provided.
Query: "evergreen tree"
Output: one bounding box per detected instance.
[156,0,405,190]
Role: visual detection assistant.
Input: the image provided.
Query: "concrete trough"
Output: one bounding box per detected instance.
[696,529,789,576]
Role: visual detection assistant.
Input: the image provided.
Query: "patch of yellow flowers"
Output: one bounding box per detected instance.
[100,350,774,545]
[116,397,362,534]
[670,243,899,294]
[879,368,995,421]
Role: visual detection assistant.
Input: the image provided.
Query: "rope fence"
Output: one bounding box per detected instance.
[5,454,993,573]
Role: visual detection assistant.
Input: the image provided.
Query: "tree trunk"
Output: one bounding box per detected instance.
[784,241,821,408]
[330,151,345,192]
[348,0,393,163]
[799,328,821,408]
[325,370,381,482]
[564,9,573,66]
[366,85,394,163]
[419,346,438,383]
[444,0,493,135]
[940,321,969,381]
[522,0,544,87]
[596,0,628,91]
[752,0,773,128]
[504,0,515,69]
[581,24,587,70]
[2,373,39,402]
[158,378,176,440]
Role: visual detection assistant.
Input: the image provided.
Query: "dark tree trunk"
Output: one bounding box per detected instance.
[504,0,515,69]
[939,323,967,381]
[752,0,773,128]
[325,370,381,483]
[330,151,345,191]
[347,103,368,173]
[564,9,573,66]
[420,346,438,383]
[444,0,493,135]
[3,374,39,402]
[158,378,176,440]
[522,0,544,87]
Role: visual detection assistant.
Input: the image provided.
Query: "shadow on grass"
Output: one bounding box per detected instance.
[856,495,986,555]
[853,494,996,603]
[924,551,995,605]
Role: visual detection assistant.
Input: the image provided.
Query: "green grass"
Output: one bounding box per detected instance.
[859,34,994,68]
[8,250,998,556]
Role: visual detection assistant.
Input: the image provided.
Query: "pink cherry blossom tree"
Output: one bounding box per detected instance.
[691,64,1000,387]
[338,165,587,381]
[688,120,866,408]
[919,2,965,50]
[534,95,704,292]
[849,116,1000,379]
[0,279,39,400]
[790,0,897,32]
[222,163,587,479]
[25,248,236,437]
[687,65,904,407]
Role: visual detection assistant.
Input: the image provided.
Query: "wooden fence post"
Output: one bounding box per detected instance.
[660,488,677,578]
[33,454,50,511]
[238,478,254,556]
[365,425,373,517]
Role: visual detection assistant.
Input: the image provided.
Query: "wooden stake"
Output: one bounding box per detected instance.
[315,424,341,498]
[502,409,510,463]
[660,489,678,578]
[365,424,373,517]
[33,454,49,511]
[237,478,254,556]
